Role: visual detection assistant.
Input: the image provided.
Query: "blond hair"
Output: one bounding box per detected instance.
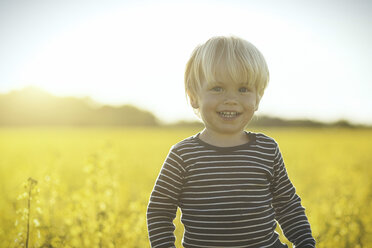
[185,36,269,107]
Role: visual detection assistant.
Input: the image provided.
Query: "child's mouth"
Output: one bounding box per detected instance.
[217,111,241,118]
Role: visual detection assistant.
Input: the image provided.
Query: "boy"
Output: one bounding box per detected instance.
[147,36,316,248]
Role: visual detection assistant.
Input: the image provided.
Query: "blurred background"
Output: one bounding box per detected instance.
[1,0,371,127]
[1,1,372,248]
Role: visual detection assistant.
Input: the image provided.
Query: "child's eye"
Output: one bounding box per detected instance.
[211,86,223,92]
[239,87,251,93]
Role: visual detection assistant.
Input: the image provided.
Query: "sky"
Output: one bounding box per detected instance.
[1,0,371,125]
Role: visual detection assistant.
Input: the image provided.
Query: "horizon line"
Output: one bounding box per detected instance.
[1,85,371,126]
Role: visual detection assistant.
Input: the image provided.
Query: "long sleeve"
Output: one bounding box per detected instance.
[271,145,316,248]
[147,147,185,248]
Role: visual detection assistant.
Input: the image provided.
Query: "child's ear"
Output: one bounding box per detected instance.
[189,96,199,109]
[191,100,199,109]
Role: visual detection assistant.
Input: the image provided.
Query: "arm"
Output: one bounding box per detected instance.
[271,145,316,248]
[147,147,184,248]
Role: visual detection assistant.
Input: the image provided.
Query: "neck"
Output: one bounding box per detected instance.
[199,129,249,147]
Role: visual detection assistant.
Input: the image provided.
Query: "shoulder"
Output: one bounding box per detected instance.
[170,134,201,154]
[251,132,279,150]
[251,132,284,166]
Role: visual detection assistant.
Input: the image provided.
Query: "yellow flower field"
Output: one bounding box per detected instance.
[1,127,371,248]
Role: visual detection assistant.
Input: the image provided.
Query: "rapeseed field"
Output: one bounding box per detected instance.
[0,127,371,248]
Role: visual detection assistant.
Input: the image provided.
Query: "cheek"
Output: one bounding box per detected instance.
[201,95,219,107]
[243,98,258,112]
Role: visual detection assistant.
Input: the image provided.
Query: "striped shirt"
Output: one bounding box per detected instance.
[147,132,316,248]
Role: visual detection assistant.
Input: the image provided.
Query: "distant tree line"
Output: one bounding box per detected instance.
[0,87,367,128]
[169,117,365,129]
[0,87,158,126]
[249,116,360,128]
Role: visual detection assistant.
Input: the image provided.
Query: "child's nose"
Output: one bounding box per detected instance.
[223,92,238,105]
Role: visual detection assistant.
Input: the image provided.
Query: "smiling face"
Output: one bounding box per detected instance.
[193,80,258,139]
[185,36,269,144]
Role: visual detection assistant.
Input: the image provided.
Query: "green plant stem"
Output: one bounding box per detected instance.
[25,182,32,248]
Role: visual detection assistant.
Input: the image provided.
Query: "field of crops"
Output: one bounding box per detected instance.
[1,127,371,248]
